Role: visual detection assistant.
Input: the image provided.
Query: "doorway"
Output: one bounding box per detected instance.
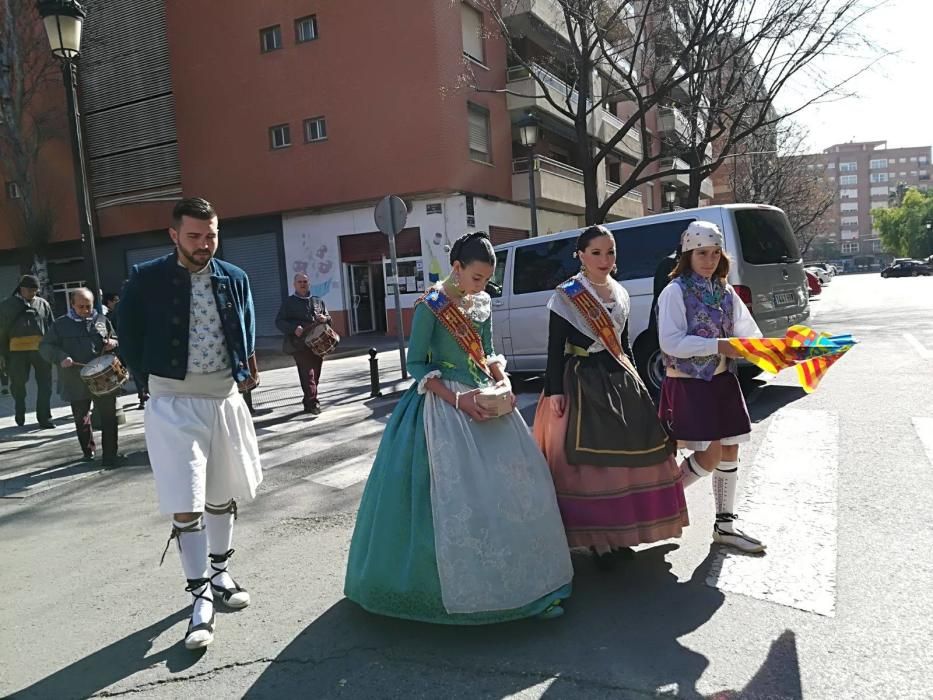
[347,263,375,333]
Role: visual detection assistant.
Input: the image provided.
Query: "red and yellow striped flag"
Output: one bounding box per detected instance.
[729,325,856,393]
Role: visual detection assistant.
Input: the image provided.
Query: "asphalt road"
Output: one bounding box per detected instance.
[2,272,931,699]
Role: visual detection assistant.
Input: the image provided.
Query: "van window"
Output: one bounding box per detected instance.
[614,219,693,281]
[513,238,578,294]
[734,209,801,264]
[487,249,508,298]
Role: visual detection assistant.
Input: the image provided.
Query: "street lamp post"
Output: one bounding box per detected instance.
[925,221,932,257]
[665,189,677,212]
[36,0,102,313]
[517,113,540,237]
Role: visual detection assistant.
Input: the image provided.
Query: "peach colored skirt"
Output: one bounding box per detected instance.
[534,390,688,550]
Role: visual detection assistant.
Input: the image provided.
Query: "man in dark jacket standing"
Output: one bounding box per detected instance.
[275,272,332,414]
[0,275,55,427]
[40,288,122,465]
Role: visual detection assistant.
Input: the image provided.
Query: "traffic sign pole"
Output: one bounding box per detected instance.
[374,195,410,380]
[387,209,407,379]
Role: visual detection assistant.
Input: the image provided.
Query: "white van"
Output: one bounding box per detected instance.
[488,204,810,393]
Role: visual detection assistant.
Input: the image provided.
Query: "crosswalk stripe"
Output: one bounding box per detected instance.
[903,332,933,360]
[911,417,933,464]
[306,454,373,489]
[706,408,839,617]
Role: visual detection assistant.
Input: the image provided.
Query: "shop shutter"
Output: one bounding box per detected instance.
[0,264,21,296]
[489,225,529,246]
[338,228,422,263]
[125,245,174,273]
[221,233,285,338]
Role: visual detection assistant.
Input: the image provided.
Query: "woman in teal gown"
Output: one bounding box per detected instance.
[345,232,573,624]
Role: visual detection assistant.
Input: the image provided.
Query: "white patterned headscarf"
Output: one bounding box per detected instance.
[681,221,724,252]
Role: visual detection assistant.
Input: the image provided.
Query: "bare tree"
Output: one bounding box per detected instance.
[0,0,62,295]
[466,0,878,224]
[728,121,835,257]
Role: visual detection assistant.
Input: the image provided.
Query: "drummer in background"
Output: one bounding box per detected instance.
[39,287,122,467]
[275,272,332,415]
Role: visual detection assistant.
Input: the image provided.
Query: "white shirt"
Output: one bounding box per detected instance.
[657,282,762,360]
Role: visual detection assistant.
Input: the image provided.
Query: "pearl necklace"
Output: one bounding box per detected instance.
[583,272,611,288]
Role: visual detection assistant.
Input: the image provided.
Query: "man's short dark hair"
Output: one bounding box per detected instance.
[103,292,119,306]
[172,197,217,230]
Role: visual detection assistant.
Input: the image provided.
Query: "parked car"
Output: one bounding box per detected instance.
[880,260,933,278]
[806,270,822,296]
[808,261,836,277]
[489,204,811,394]
[805,266,832,285]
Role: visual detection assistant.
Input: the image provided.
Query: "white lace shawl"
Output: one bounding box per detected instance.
[545,274,631,355]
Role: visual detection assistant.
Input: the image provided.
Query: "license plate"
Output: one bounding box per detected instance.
[773,291,795,306]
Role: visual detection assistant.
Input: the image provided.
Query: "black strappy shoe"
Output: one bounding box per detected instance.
[209,549,251,609]
[184,577,215,650]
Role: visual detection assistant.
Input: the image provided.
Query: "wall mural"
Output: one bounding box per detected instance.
[424,230,451,284]
[288,231,341,307]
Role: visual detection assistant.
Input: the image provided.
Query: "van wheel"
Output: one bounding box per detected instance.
[634,333,665,397]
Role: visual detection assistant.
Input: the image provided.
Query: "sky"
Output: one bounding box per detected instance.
[791,0,933,154]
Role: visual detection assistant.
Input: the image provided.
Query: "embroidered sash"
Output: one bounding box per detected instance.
[418,288,492,378]
[557,278,637,374]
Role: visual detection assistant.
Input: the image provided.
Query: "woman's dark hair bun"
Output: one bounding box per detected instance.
[449,231,495,267]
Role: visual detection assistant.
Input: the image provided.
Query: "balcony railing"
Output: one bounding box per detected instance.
[659,106,691,136]
[507,63,591,110]
[513,155,585,182]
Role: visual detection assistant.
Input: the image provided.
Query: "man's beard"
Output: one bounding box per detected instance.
[179,246,213,269]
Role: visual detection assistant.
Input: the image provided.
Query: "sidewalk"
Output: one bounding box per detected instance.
[0,350,413,498]
[0,334,409,421]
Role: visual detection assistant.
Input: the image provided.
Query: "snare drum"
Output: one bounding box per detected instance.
[304,324,341,356]
[80,354,129,396]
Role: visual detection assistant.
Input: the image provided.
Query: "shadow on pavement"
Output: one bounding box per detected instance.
[9,609,197,700]
[242,545,780,699]
[744,383,808,423]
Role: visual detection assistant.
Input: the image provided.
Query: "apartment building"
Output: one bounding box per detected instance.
[815,141,930,265]
[2,1,712,337]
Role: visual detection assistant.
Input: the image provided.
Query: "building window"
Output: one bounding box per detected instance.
[920,156,928,165]
[842,241,860,254]
[870,172,889,183]
[461,2,485,64]
[260,25,282,52]
[872,239,882,252]
[870,159,888,169]
[839,188,858,199]
[303,117,327,142]
[826,162,836,169]
[839,175,857,185]
[467,103,491,163]
[870,186,889,197]
[269,124,291,149]
[5,181,21,199]
[295,15,318,43]
[921,171,930,181]
[839,161,857,172]
[899,157,906,163]
[647,182,655,211]
[840,202,858,212]
[840,216,859,227]
[910,156,918,162]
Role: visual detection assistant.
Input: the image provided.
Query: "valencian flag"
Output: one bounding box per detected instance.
[729,325,856,393]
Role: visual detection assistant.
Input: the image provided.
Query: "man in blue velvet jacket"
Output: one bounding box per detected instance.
[119,197,262,651]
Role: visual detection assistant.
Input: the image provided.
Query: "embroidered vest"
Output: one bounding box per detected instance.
[661,274,734,381]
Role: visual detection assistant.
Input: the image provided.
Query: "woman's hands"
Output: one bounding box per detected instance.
[550,394,567,418]
[456,388,494,422]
